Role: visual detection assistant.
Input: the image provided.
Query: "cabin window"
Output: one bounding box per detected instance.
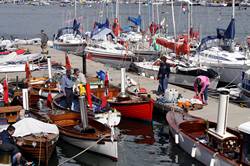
[114,47,125,50]
[236,58,247,61]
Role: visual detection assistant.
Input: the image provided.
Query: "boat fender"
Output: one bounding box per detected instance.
[175,134,179,144]
[191,144,196,158]
[210,152,218,166]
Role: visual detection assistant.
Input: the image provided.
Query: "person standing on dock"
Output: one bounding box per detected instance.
[157,56,170,95]
[60,69,75,109]
[194,75,210,105]
[40,29,49,54]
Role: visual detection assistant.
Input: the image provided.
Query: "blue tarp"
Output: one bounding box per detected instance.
[197,36,218,51]
[128,15,142,26]
[94,18,110,29]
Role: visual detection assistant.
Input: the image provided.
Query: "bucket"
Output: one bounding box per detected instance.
[177,100,183,108]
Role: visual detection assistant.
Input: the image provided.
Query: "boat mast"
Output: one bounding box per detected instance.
[115,0,119,19]
[171,0,176,40]
[74,0,77,18]
[138,0,141,32]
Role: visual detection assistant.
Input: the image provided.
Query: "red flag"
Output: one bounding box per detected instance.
[85,83,93,109]
[100,95,107,109]
[112,18,121,37]
[47,92,53,108]
[25,62,31,80]
[65,53,71,70]
[104,72,109,87]
[3,79,8,105]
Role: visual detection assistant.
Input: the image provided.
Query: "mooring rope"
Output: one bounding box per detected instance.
[57,134,109,166]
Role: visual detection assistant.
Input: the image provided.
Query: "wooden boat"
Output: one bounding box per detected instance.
[91,86,154,121]
[12,118,59,166]
[53,94,121,127]
[0,108,59,166]
[48,112,118,160]
[167,106,250,166]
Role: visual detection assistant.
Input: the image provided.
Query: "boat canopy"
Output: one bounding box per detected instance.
[91,28,115,41]
[128,15,141,27]
[197,36,218,52]
[12,117,59,137]
[239,121,250,134]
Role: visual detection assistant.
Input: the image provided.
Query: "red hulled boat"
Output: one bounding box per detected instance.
[92,86,154,121]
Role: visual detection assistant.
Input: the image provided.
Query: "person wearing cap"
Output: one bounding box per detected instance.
[157,56,170,95]
[60,69,74,109]
[40,29,49,54]
[194,75,210,105]
[73,68,86,85]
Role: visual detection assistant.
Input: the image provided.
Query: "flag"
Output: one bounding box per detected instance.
[100,95,107,109]
[112,18,121,37]
[65,53,71,70]
[47,92,53,108]
[3,78,8,105]
[85,83,93,109]
[25,62,31,80]
[104,72,109,87]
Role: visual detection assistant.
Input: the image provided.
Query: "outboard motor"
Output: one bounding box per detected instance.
[238,122,250,165]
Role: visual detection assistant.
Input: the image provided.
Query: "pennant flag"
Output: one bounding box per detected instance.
[112,18,121,36]
[25,62,31,80]
[100,96,107,109]
[47,92,53,108]
[3,78,8,105]
[85,83,93,109]
[65,53,72,70]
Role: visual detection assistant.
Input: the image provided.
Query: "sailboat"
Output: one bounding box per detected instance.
[189,0,250,84]
[84,0,134,69]
[53,0,86,53]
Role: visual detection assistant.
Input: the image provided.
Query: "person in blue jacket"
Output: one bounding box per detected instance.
[0,125,22,165]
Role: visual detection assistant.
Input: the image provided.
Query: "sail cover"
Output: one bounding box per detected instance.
[13,118,59,137]
[128,15,141,26]
[217,18,235,40]
[94,18,110,29]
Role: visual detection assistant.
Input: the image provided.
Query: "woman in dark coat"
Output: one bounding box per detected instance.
[157,56,170,95]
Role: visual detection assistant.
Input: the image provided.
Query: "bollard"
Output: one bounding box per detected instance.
[22,89,29,111]
[79,95,88,130]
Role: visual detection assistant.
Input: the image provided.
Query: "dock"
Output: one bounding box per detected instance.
[2,45,250,129]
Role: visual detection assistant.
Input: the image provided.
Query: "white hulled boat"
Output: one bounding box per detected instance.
[132,56,219,89]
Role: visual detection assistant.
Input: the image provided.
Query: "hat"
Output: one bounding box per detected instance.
[73,68,80,74]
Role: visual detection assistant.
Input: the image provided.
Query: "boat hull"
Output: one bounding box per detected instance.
[167,111,242,166]
[60,134,118,160]
[85,52,134,69]
[109,99,154,121]
[18,134,58,166]
[53,42,85,53]
[134,64,219,89]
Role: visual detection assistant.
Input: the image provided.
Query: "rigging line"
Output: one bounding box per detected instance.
[57,134,109,166]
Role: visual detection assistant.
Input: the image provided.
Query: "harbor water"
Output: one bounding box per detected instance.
[0,4,250,41]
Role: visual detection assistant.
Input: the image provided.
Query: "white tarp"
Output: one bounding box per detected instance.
[92,28,115,41]
[239,121,250,134]
[13,118,59,137]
